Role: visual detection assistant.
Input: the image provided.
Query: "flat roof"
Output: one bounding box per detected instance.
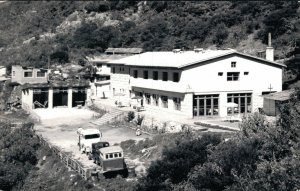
[21,80,90,89]
[88,54,130,63]
[100,146,123,154]
[81,129,100,135]
[105,47,143,54]
[108,49,286,69]
[263,89,295,101]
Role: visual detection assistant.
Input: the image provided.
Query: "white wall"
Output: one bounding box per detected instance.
[110,65,131,103]
[0,67,6,76]
[129,67,184,92]
[181,55,282,93]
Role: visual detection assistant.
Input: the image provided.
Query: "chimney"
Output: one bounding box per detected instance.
[266,33,274,62]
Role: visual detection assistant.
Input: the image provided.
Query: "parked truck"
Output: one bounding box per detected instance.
[97,146,126,173]
[88,141,110,162]
[77,128,102,154]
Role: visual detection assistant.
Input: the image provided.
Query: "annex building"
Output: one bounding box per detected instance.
[107,47,286,118]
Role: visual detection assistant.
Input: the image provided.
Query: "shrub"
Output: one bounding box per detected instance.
[125,111,135,122]
[136,115,144,126]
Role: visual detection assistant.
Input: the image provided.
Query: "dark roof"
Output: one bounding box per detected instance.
[263,89,295,101]
[21,80,89,89]
[105,48,143,54]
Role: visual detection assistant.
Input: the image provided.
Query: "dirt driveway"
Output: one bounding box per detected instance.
[34,110,149,169]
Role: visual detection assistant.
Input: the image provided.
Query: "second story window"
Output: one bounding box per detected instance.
[37,71,46,77]
[143,70,148,79]
[231,61,236,68]
[218,72,223,76]
[227,72,239,81]
[112,67,115,74]
[24,71,33,78]
[173,72,179,82]
[162,72,168,81]
[153,71,158,80]
[133,70,138,78]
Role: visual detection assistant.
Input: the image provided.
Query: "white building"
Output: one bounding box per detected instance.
[0,65,6,76]
[107,47,286,118]
[88,48,143,99]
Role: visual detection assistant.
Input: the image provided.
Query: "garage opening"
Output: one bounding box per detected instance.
[72,88,86,107]
[33,88,49,108]
[53,88,68,107]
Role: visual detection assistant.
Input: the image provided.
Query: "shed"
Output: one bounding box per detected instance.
[263,89,295,116]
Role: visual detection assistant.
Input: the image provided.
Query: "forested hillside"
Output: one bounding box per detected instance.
[0,1,299,70]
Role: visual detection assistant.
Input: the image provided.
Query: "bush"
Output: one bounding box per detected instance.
[0,122,40,191]
[137,133,222,190]
[136,115,144,126]
[125,111,135,122]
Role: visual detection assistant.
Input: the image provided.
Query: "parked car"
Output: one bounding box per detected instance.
[77,128,102,154]
[88,141,110,162]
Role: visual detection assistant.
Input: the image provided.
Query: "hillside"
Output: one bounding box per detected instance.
[0,1,299,69]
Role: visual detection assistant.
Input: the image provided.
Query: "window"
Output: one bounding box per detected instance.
[162,72,168,81]
[112,67,115,74]
[173,97,181,111]
[107,64,110,67]
[37,71,46,77]
[218,72,223,76]
[12,71,15,76]
[193,94,219,116]
[143,70,148,79]
[231,61,236,68]
[119,67,121,71]
[153,71,158,80]
[161,96,168,108]
[244,72,249,75]
[106,154,109,159]
[133,70,138,78]
[119,153,122,157]
[227,72,239,81]
[24,71,33,77]
[173,72,179,82]
[227,93,252,114]
[152,94,159,106]
[145,93,151,104]
[114,153,118,158]
[109,154,113,158]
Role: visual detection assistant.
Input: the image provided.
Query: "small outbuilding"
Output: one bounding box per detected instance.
[263,89,295,116]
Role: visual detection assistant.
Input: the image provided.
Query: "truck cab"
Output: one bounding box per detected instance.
[98,146,126,173]
[88,141,110,162]
[77,128,102,153]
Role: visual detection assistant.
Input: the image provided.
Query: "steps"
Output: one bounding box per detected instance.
[89,107,124,126]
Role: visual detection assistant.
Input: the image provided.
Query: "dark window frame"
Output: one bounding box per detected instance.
[227,72,240,81]
[162,72,168,81]
[173,72,179,82]
[133,70,138,78]
[143,70,148,79]
[231,61,236,68]
[153,71,158,80]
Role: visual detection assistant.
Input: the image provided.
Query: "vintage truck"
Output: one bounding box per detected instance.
[88,141,110,161]
[77,128,102,154]
[97,146,126,173]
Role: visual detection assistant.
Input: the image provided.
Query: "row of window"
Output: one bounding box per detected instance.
[143,93,181,110]
[134,70,180,82]
[193,93,252,116]
[21,71,46,78]
[217,72,249,81]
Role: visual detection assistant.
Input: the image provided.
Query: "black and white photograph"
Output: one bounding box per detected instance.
[0,1,299,190]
